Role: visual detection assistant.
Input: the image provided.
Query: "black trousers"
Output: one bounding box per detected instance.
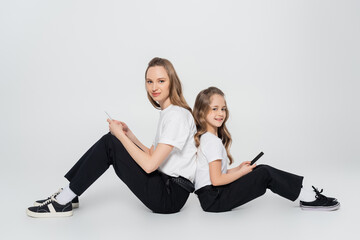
[64,133,190,214]
[195,165,304,212]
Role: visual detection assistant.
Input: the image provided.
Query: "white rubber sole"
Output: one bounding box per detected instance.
[33,201,79,209]
[26,209,73,218]
[72,202,79,208]
[300,202,340,211]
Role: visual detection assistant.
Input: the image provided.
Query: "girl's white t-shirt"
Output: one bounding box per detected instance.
[194,132,228,190]
[153,104,197,183]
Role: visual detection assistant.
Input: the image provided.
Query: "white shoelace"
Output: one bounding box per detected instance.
[38,189,62,207]
[39,196,57,207]
[51,188,63,198]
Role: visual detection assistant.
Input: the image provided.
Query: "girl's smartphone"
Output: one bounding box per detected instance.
[105,111,113,120]
[250,152,264,165]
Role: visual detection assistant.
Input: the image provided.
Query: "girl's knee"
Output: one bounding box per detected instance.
[256,164,270,169]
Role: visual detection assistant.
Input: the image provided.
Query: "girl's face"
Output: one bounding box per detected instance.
[146,66,171,108]
[206,94,226,134]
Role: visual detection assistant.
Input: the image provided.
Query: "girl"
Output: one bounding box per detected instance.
[193,87,340,212]
[27,57,197,217]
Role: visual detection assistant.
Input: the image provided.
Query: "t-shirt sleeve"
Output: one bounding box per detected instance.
[158,111,190,151]
[202,137,224,163]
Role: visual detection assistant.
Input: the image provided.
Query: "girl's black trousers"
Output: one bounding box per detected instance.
[64,133,189,214]
[195,165,303,212]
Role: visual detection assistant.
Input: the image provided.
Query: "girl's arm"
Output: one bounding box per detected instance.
[226,166,240,174]
[209,160,256,186]
[108,119,172,173]
[226,161,250,173]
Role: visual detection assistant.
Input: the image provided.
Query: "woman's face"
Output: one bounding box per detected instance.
[146,66,171,107]
[206,94,227,133]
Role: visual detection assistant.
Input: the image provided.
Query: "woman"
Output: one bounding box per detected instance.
[27,57,197,217]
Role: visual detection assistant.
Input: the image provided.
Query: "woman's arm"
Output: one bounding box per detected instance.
[113,120,151,154]
[209,160,256,186]
[125,129,151,154]
[108,119,173,173]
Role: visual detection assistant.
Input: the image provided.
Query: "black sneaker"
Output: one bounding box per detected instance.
[300,186,340,211]
[33,188,79,209]
[27,196,73,218]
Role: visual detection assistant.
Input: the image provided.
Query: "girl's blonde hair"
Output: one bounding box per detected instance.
[145,57,192,113]
[193,87,233,164]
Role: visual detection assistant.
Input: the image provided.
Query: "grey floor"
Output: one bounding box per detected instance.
[2,158,358,240]
[1,1,359,239]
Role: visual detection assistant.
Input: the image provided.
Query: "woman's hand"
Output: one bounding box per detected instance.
[114,120,131,136]
[107,119,125,138]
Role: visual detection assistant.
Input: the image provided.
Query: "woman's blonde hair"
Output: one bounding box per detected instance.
[145,57,192,113]
[193,87,233,164]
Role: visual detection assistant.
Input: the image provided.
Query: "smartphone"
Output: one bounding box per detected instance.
[250,152,264,165]
[105,111,113,120]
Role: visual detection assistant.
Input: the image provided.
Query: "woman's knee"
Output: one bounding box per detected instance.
[102,132,125,149]
[101,132,113,141]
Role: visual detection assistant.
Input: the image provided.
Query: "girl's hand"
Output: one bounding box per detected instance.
[239,162,256,176]
[239,161,251,168]
[107,119,125,137]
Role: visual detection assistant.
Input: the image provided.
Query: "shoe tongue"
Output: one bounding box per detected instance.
[312,186,324,196]
[316,192,326,199]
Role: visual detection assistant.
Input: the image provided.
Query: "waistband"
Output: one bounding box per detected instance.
[159,171,194,193]
[194,185,214,195]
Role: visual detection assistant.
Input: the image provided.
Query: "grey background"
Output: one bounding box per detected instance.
[0,0,359,239]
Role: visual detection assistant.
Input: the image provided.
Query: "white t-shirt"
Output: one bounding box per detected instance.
[153,104,197,182]
[194,132,228,190]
